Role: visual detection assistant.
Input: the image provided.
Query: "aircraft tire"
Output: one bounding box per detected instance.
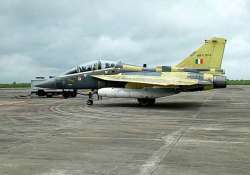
[37,90,45,97]
[70,90,77,97]
[87,99,93,105]
[63,91,70,99]
[137,98,155,106]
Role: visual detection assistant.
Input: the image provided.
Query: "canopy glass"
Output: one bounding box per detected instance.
[63,60,122,75]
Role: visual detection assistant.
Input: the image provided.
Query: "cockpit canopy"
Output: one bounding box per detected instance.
[63,60,122,75]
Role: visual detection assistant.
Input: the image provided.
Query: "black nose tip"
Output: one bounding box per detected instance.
[35,79,56,89]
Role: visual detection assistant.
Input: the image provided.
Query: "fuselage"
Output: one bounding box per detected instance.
[36,60,226,94]
[35,37,227,105]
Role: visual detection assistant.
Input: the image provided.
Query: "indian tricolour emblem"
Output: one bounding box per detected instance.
[195,57,205,64]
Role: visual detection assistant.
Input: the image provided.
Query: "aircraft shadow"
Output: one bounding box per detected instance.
[97,101,206,110]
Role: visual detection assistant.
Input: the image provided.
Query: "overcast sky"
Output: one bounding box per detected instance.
[0,0,250,83]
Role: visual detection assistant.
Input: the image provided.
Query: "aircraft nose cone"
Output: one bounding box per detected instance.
[35,79,56,89]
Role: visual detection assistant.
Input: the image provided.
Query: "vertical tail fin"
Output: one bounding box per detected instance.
[176,37,226,70]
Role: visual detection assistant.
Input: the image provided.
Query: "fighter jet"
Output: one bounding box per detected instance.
[37,37,227,106]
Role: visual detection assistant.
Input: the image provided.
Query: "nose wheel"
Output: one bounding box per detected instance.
[86,90,102,106]
[86,91,94,106]
[87,99,93,105]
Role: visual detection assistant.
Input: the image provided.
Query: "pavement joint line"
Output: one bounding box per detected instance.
[49,92,217,175]
[49,102,115,121]
[182,139,246,144]
[0,101,25,106]
[138,92,214,175]
[0,87,250,174]
[138,130,184,175]
[67,136,162,141]
[3,101,82,153]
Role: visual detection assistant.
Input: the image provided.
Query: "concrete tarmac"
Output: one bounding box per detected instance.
[0,86,249,175]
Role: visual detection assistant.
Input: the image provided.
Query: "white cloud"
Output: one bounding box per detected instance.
[0,54,60,83]
[0,0,250,81]
[92,36,143,57]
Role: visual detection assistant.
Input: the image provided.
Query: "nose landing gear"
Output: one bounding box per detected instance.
[87,91,94,105]
[86,90,101,106]
[87,99,93,105]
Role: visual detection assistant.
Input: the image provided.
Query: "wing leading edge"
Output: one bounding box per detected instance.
[93,73,209,87]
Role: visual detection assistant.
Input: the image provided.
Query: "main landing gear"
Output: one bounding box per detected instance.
[137,98,156,106]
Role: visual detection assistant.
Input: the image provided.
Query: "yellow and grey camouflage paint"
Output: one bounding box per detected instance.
[176,37,226,70]
[36,37,227,94]
[90,37,227,91]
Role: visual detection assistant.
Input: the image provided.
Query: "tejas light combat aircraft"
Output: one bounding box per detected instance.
[37,37,227,106]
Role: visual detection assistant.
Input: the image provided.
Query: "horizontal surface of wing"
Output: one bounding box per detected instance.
[93,74,200,87]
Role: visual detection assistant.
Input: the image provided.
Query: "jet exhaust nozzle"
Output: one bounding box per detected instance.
[213,75,226,88]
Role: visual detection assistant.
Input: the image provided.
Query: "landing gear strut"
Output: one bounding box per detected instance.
[86,90,101,106]
[137,98,156,106]
[86,91,94,106]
